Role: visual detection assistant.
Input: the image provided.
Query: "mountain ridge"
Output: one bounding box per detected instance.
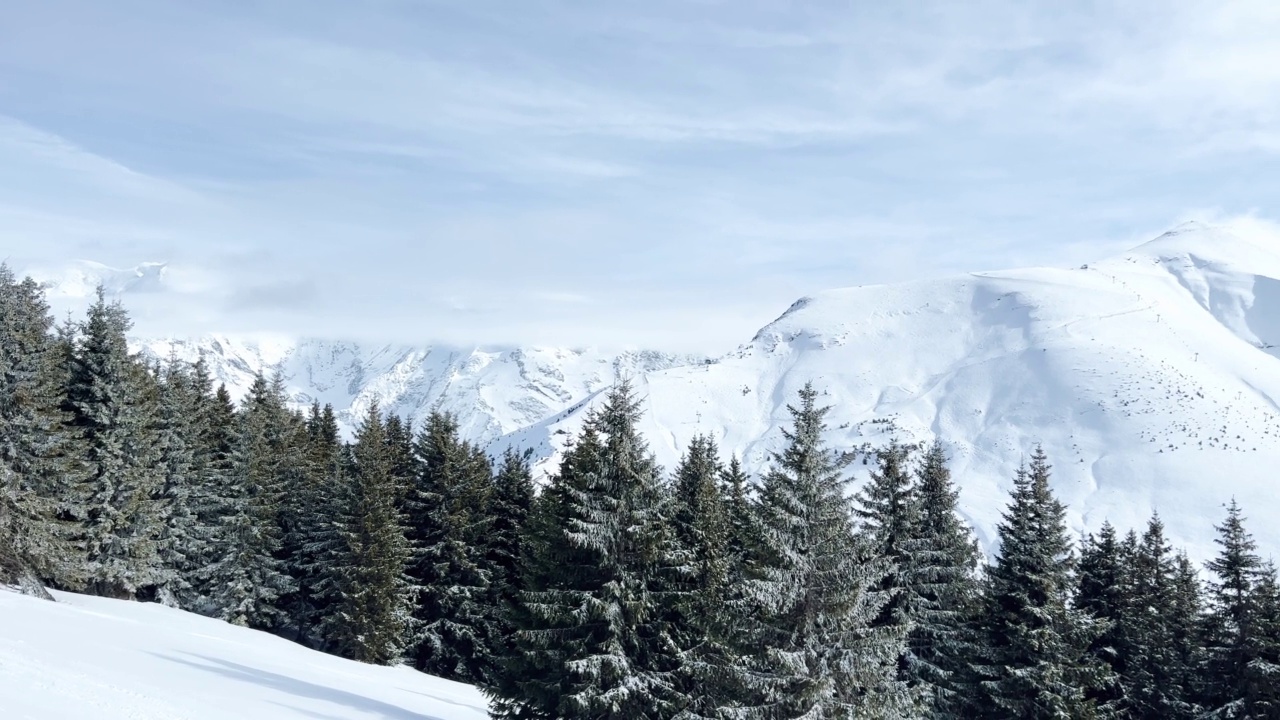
[37,219,1280,560]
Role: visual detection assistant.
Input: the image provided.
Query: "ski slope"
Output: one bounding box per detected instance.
[0,587,488,720]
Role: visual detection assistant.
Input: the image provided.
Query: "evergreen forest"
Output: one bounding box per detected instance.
[3,267,1278,719]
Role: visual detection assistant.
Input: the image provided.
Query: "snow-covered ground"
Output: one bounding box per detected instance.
[0,587,488,720]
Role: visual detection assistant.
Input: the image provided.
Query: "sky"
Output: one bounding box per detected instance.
[1,0,1279,351]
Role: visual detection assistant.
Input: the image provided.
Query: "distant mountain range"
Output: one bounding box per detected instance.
[32,221,1280,560]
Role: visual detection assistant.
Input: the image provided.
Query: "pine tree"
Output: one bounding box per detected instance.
[1167,552,1206,718]
[184,381,239,613]
[975,447,1107,719]
[281,402,349,647]
[406,410,495,682]
[1201,500,1278,718]
[61,289,167,599]
[1121,515,1201,719]
[482,447,535,684]
[856,442,919,673]
[167,358,220,609]
[1076,521,1134,713]
[689,453,765,716]
[730,383,916,719]
[671,435,729,589]
[667,434,731,718]
[487,380,681,719]
[1241,563,1280,717]
[323,403,413,665]
[488,425,608,719]
[383,414,415,502]
[151,356,201,606]
[904,441,982,718]
[719,454,756,581]
[0,265,75,594]
[205,373,294,628]
[269,394,318,636]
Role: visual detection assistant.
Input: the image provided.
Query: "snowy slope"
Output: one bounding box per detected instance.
[0,587,487,720]
[499,221,1280,561]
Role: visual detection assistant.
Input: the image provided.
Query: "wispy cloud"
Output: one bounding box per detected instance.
[1,0,1278,350]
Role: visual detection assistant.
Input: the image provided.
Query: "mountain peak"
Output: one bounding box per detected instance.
[1118,218,1280,270]
[485,221,1280,562]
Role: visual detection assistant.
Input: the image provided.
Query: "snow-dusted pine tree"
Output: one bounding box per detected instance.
[1241,562,1280,717]
[974,448,1107,719]
[1121,515,1201,719]
[205,373,294,628]
[183,381,239,613]
[268,397,322,638]
[151,356,201,607]
[281,402,349,647]
[382,414,415,502]
[487,424,608,719]
[61,289,167,599]
[487,380,682,719]
[406,410,495,682]
[481,446,535,685]
[719,454,757,581]
[730,383,917,719]
[688,453,766,715]
[856,442,919,663]
[323,403,413,665]
[671,435,729,589]
[1200,500,1280,718]
[0,265,75,594]
[902,442,982,719]
[1167,552,1207,717]
[1076,521,1134,713]
[667,433,731,718]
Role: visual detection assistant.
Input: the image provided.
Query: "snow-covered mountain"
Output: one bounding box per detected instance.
[0,586,487,719]
[492,220,1280,561]
[45,220,1280,560]
[133,336,707,447]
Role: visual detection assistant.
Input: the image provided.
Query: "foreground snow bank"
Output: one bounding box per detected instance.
[0,587,488,719]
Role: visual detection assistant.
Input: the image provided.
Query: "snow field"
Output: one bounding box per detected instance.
[0,587,488,720]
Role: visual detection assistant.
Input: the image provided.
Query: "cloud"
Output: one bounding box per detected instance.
[531,291,592,305]
[225,279,320,312]
[2,0,1280,351]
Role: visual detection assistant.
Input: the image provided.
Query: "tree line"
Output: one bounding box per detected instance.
[2,266,1278,719]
